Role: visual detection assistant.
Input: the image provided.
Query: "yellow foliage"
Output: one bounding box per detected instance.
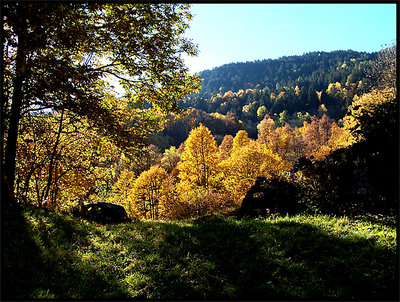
[295,85,301,96]
[15,112,119,211]
[128,166,171,220]
[277,91,286,100]
[343,88,396,142]
[232,130,250,152]
[220,140,291,203]
[108,169,136,214]
[219,135,234,161]
[177,124,221,189]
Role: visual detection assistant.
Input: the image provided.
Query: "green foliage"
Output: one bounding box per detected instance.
[183,50,374,127]
[3,204,397,300]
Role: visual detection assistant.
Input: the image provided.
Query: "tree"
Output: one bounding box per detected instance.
[366,44,396,92]
[257,115,276,146]
[232,130,250,152]
[177,124,220,189]
[160,146,181,174]
[343,89,397,144]
[220,140,291,203]
[219,134,234,161]
[129,166,170,220]
[256,105,267,120]
[15,111,119,210]
[2,3,201,202]
[108,169,136,215]
[130,144,162,176]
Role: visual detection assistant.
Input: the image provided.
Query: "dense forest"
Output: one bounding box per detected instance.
[2,3,397,300]
[151,50,378,149]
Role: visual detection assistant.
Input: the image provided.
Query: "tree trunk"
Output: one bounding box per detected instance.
[3,19,27,204]
[41,107,65,205]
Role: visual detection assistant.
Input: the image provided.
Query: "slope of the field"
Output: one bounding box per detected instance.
[3,203,397,300]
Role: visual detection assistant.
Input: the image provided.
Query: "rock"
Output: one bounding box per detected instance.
[237,177,303,218]
[72,202,131,224]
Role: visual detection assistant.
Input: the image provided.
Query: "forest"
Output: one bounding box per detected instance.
[2,3,398,300]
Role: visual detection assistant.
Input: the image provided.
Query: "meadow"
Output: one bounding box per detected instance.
[3,203,397,300]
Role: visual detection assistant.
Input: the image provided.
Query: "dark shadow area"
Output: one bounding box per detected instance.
[2,203,129,299]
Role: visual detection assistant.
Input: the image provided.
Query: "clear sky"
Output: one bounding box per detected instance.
[183,3,397,74]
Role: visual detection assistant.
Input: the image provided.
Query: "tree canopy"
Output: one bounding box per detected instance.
[2,3,201,199]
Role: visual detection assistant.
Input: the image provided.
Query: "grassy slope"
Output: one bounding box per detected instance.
[2,204,397,300]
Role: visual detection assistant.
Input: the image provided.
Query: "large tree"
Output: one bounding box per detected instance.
[177,124,220,189]
[2,3,200,201]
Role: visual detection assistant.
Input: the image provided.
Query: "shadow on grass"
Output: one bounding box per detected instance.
[2,205,397,300]
[124,216,397,300]
[2,203,129,299]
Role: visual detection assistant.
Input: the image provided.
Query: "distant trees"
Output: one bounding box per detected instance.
[183,50,373,122]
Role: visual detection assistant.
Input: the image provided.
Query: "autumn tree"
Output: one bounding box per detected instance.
[130,144,162,176]
[258,116,305,165]
[220,140,291,203]
[177,124,221,189]
[2,3,200,203]
[160,146,181,174]
[108,169,136,214]
[129,166,170,220]
[257,115,276,147]
[176,124,223,216]
[219,134,234,161]
[343,89,397,144]
[232,130,250,152]
[15,111,119,211]
[257,105,268,120]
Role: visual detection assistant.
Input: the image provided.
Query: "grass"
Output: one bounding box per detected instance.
[2,203,398,300]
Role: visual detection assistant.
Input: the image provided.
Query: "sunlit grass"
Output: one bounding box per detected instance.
[3,204,397,300]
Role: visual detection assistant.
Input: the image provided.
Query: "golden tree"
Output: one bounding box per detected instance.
[257,115,276,147]
[220,140,291,203]
[343,88,396,143]
[176,124,223,216]
[15,111,119,211]
[232,130,250,152]
[301,114,354,160]
[108,169,136,214]
[129,166,170,220]
[219,134,234,161]
[177,124,221,189]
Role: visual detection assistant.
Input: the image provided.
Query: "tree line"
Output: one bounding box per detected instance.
[183,50,376,128]
[3,3,396,220]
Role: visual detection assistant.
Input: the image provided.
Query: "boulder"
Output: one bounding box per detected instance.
[237,177,303,218]
[72,202,131,224]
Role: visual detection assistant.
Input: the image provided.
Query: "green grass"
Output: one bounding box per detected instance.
[2,204,397,300]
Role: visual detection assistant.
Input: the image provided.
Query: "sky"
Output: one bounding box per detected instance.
[183,3,397,74]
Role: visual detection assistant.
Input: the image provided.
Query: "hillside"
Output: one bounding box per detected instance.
[195,50,374,96]
[150,50,376,151]
[182,50,376,125]
[3,204,397,300]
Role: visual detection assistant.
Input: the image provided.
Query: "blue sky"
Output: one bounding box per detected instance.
[183,3,397,74]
